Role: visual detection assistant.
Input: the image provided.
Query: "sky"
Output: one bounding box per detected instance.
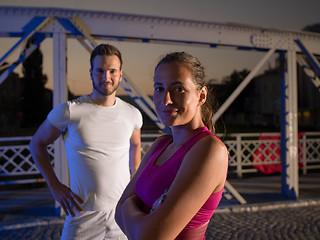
[0,0,319,95]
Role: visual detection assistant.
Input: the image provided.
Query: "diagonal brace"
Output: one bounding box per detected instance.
[214,47,276,123]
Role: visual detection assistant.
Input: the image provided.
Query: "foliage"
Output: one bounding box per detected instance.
[21,38,51,128]
[214,69,251,113]
[303,23,320,33]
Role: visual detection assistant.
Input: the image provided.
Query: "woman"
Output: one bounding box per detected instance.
[115,52,228,239]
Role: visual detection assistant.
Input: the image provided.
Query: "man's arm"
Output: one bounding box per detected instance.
[29,119,83,216]
[129,128,142,177]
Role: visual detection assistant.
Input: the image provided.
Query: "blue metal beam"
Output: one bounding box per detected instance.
[1,6,320,54]
[295,39,320,78]
[297,55,320,92]
[0,33,46,85]
[0,17,48,66]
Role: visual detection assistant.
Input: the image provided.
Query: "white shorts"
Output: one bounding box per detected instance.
[60,209,127,240]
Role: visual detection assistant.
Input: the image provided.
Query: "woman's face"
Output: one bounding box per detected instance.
[153,62,204,127]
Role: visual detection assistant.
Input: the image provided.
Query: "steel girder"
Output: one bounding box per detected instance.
[280,50,299,199]
[1,6,320,202]
[297,55,320,92]
[65,16,167,132]
[0,6,320,54]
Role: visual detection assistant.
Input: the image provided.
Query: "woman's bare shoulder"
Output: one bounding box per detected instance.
[187,134,228,165]
[199,134,227,152]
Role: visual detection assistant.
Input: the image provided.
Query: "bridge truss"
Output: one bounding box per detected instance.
[0,6,320,203]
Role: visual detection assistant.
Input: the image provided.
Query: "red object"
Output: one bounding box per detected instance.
[253,133,305,174]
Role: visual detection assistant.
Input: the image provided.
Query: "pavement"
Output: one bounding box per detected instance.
[0,172,319,240]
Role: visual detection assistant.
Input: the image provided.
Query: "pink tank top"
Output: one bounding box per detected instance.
[135,127,224,239]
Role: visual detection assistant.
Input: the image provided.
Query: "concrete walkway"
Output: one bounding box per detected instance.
[0,172,319,239]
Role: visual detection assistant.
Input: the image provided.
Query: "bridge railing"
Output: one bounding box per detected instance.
[0,132,319,185]
[223,132,320,177]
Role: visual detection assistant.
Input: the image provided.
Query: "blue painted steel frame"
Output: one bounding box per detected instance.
[295,39,320,78]
[0,17,47,65]
[280,51,298,200]
[2,6,319,202]
[0,32,46,85]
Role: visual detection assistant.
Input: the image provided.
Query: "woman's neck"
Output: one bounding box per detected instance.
[170,123,205,146]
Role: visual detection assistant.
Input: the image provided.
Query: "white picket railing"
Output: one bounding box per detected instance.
[0,132,319,184]
[223,132,320,177]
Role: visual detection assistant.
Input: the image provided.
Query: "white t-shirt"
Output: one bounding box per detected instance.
[48,95,143,211]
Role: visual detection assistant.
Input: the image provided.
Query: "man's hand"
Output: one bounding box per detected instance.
[49,181,84,217]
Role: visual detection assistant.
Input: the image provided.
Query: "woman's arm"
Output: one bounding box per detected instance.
[115,135,168,233]
[117,135,229,240]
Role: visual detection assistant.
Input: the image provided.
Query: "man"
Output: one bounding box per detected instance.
[29,44,143,239]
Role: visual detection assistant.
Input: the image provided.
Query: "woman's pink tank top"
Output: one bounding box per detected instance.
[135,127,224,239]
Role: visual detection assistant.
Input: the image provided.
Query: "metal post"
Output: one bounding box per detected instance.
[280,49,299,199]
[236,135,242,178]
[52,21,68,215]
[302,134,307,175]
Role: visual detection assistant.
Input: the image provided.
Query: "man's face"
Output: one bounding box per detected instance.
[90,55,123,96]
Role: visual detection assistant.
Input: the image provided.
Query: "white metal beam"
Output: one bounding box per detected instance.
[67,16,167,131]
[52,20,68,213]
[0,34,45,85]
[0,16,55,66]
[297,55,320,91]
[68,16,97,52]
[214,47,276,123]
[0,6,320,54]
[224,181,247,204]
[295,39,320,78]
[1,5,318,204]
[281,50,299,199]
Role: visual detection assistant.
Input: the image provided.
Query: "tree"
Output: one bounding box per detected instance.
[303,23,320,33]
[21,38,49,128]
[219,69,251,113]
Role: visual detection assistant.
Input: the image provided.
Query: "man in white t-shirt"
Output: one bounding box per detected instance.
[29,44,143,239]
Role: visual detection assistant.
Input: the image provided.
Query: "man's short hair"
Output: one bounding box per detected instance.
[90,44,122,69]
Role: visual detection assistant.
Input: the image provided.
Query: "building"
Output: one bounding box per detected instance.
[211,61,320,132]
